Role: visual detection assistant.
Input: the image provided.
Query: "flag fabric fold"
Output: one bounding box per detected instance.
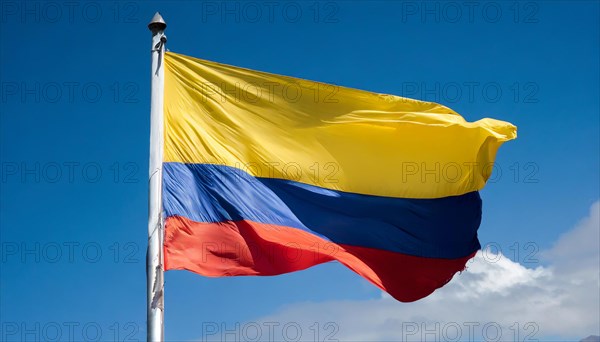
[161,51,516,302]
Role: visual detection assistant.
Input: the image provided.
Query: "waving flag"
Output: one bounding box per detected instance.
[161,51,516,302]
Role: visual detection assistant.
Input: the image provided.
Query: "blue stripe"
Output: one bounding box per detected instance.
[163,162,481,258]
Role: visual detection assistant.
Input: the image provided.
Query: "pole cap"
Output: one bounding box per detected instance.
[148,12,167,31]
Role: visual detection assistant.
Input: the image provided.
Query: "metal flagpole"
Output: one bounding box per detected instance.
[147,12,167,342]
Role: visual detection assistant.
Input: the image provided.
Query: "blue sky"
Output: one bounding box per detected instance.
[1,1,598,341]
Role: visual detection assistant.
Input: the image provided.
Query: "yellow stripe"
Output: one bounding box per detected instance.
[163,52,516,199]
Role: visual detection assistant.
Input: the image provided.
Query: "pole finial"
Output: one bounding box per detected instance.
[148,12,167,32]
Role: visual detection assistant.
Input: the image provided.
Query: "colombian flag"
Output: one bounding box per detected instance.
[162,52,516,302]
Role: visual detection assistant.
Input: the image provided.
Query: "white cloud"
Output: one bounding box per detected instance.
[226,201,600,341]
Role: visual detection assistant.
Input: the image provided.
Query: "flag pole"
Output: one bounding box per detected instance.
[147,12,167,342]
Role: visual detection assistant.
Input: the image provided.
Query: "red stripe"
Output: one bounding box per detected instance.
[164,216,476,302]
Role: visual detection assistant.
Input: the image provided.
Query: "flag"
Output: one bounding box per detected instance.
[161,51,516,302]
